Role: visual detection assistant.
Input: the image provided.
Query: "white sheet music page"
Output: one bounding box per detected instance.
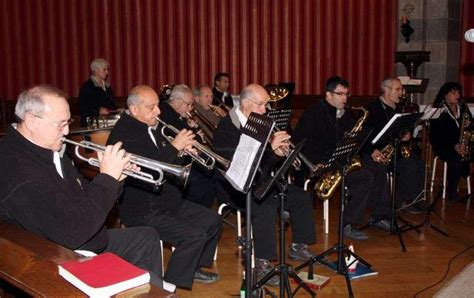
[225,134,262,192]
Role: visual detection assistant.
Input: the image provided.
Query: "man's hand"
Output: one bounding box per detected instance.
[97,142,131,181]
[270,131,291,157]
[371,149,386,163]
[400,131,411,141]
[455,143,466,156]
[99,107,110,115]
[171,129,196,151]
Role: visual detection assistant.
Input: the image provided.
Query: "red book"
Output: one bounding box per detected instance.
[58,252,150,297]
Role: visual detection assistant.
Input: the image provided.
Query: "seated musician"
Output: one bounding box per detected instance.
[429,82,471,202]
[78,58,118,127]
[107,85,222,289]
[192,84,225,141]
[212,72,234,108]
[293,76,391,240]
[362,77,426,212]
[158,84,217,208]
[213,84,317,287]
[0,85,166,290]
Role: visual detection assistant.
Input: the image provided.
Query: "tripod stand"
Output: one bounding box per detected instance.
[295,168,371,298]
[253,141,315,297]
[252,177,316,297]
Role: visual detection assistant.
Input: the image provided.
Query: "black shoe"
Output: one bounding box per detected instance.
[193,269,219,284]
[344,225,369,241]
[288,243,317,261]
[256,259,279,287]
[370,218,392,231]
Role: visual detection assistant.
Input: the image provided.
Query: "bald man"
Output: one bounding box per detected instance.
[107,85,222,289]
[212,84,317,287]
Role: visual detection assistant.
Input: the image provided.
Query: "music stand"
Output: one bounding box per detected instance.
[369,112,422,252]
[252,141,316,298]
[295,128,372,298]
[223,113,274,298]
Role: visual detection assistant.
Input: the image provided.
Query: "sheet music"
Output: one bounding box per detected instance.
[225,134,262,192]
[421,105,445,120]
[371,113,406,145]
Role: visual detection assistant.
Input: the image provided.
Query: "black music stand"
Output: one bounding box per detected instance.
[223,113,274,298]
[295,128,372,298]
[267,109,292,131]
[368,112,422,252]
[252,141,316,298]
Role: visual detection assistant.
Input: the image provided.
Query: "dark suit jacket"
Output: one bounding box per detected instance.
[212,87,234,108]
[107,112,186,220]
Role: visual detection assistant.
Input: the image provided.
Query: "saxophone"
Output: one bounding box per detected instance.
[314,106,368,200]
[459,106,471,161]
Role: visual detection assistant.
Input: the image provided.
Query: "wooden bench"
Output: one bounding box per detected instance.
[0,221,175,297]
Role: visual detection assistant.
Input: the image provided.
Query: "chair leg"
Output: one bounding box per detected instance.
[430,156,438,196]
[323,199,329,234]
[466,176,471,210]
[214,204,228,261]
[442,161,447,205]
[236,210,242,248]
[160,240,164,276]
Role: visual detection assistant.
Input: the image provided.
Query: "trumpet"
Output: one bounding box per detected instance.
[209,103,230,116]
[63,138,191,187]
[272,126,322,175]
[156,118,231,170]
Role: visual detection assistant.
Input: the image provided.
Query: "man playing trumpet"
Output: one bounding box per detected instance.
[107,85,222,289]
[0,85,168,290]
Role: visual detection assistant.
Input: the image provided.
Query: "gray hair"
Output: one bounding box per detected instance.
[127,86,145,107]
[15,85,66,121]
[90,58,110,72]
[239,85,254,103]
[380,76,400,94]
[169,84,192,102]
[192,85,211,97]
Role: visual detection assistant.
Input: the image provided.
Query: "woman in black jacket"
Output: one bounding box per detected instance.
[429,82,471,202]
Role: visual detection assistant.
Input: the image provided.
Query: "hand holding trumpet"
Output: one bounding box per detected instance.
[96,142,139,181]
[170,129,197,155]
[270,131,292,157]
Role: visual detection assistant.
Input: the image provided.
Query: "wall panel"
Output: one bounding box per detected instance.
[461,0,474,97]
[0,0,397,100]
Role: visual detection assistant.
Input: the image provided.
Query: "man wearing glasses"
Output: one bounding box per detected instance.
[0,85,168,290]
[293,76,392,240]
[213,84,317,287]
[362,77,426,213]
[158,84,217,208]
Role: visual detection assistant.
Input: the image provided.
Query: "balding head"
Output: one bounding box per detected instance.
[127,85,160,127]
[239,84,269,117]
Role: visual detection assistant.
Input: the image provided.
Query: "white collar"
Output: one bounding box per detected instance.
[235,108,248,127]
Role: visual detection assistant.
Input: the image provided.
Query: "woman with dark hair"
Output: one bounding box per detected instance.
[429,82,471,202]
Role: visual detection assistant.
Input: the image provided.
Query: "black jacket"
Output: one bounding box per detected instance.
[362,99,401,155]
[107,112,186,219]
[430,104,472,159]
[212,87,234,108]
[78,78,117,126]
[293,99,355,164]
[0,126,122,252]
[212,109,280,206]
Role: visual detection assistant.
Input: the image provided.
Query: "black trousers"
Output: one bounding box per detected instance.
[344,168,372,226]
[252,184,316,260]
[361,156,392,220]
[121,201,222,289]
[396,155,425,205]
[104,227,163,289]
[185,166,217,208]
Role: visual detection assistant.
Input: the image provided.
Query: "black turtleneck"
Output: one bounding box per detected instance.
[293,99,354,165]
[0,125,122,252]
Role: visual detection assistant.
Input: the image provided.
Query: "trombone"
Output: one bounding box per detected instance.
[63,138,191,187]
[156,118,231,170]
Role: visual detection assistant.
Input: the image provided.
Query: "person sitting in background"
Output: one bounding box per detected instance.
[78,58,117,127]
[192,85,225,142]
[0,85,168,291]
[430,82,472,202]
[212,72,234,108]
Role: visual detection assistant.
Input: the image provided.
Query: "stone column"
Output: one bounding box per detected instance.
[396,0,462,103]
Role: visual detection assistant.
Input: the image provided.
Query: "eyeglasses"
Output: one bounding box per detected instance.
[330,91,351,97]
[248,98,269,108]
[179,98,194,107]
[384,85,403,92]
[33,114,74,130]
